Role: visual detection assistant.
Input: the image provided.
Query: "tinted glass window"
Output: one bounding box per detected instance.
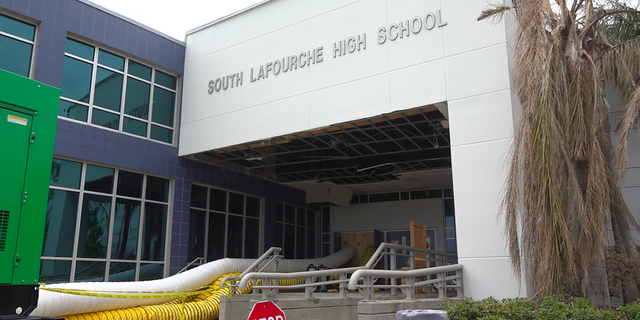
[91,109,119,130]
[50,159,82,189]
[128,61,151,80]
[188,210,206,261]
[150,125,172,144]
[84,165,114,194]
[0,15,35,40]
[112,199,141,260]
[117,171,143,198]
[151,87,175,126]
[228,193,244,215]
[124,78,150,119]
[142,203,167,261]
[77,194,112,258]
[190,185,207,209]
[40,260,71,284]
[246,196,260,217]
[108,262,135,282]
[59,38,177,143]
[209,189,226,212]
[207,213,226,261]
[66,38,94,60]
[74,261,105,282]
[123,117,147,137]
[0,35,31,77]
[43,190,79,257]
[98,50,124,71]
[94,67,123,111]
[155,70,176,89]
[58,100,88,121]
[146,176,169,202]
[61,57,92,102]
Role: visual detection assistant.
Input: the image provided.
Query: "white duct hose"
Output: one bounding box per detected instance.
[31,246,355,317]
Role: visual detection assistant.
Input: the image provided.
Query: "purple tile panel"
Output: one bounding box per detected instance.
[2,0,184,87]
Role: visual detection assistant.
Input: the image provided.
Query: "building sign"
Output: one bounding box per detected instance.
[207,10,447,94]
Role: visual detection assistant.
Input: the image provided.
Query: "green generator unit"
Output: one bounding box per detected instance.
[0,70,60,319]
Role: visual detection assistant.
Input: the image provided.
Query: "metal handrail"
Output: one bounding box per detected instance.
[238,266,365,299]
[347,264,463,301]
[177,257,206,274]
[232,243,460,301]
[219,247,283,287]
[366,242,457,269]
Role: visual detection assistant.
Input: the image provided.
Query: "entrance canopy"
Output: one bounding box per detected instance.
[183,105,451,196]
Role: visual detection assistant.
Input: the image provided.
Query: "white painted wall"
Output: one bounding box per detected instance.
[181,0,527,299]
[181,0,450,155]
[331,199,445,252]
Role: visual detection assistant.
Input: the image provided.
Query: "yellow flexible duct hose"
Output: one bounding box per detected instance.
[58,274,305,320]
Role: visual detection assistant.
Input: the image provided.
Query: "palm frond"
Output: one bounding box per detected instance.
[478,4,515,22]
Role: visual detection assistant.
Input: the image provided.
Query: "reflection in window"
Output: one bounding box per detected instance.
[0,15,35,77]
[275,203,316,259]
[58,38,177,143]
[108,262,135,282]
[42,190,79,257]
[85,165,114,194]
[77,194,111,259]
[61,56,92,102]
[75,261,106,282]
[189,186,262,261]
[40,260,71,284]
[112,199,141,260]
[142,203,167,261]
[42,159,170,282]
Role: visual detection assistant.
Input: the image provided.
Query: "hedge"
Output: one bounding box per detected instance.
[441,296,640,320]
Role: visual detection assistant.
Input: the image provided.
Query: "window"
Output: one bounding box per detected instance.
[274,203,316,259]
[41,159,170,283]
[444,198,456,254]
[188,186,261,262]
[0,14,35,77]
[58,38,177,144]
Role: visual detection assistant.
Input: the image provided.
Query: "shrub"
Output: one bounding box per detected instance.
[441,297,640,320]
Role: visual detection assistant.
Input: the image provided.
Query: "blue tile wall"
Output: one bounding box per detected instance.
[3,0,314,278]
[3,0,185,89]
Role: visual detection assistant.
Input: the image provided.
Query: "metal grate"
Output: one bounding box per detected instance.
[0,210,8,252]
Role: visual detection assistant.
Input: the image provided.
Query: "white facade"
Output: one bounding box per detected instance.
[181,0,527,299]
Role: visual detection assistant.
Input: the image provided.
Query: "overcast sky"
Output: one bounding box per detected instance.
[88,0,266,41]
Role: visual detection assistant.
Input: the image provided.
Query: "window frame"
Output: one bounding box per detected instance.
[188,185,263,261]
[41,158,172,283]
[274,202,317,259]
[59,37,178,145]
[0,12,37,78]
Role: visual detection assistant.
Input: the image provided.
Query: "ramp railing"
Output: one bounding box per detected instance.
[235,243,461,301]
[220,247,282,289]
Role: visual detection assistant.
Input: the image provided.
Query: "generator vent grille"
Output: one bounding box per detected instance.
[0,210,8,252]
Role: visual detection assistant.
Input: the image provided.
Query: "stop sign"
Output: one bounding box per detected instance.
[247,301,286,320]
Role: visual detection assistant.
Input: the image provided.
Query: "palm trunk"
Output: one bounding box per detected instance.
[602,111,640,295]
[587,249,611,308]
[574,159,611,307]
[611,211,639,303]
[611,192,640,294]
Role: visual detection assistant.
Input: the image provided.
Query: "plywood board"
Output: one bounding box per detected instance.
[410,221,427,269]
[340,232,374,267]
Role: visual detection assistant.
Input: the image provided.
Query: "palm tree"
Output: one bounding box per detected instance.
[479,0,640,307]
